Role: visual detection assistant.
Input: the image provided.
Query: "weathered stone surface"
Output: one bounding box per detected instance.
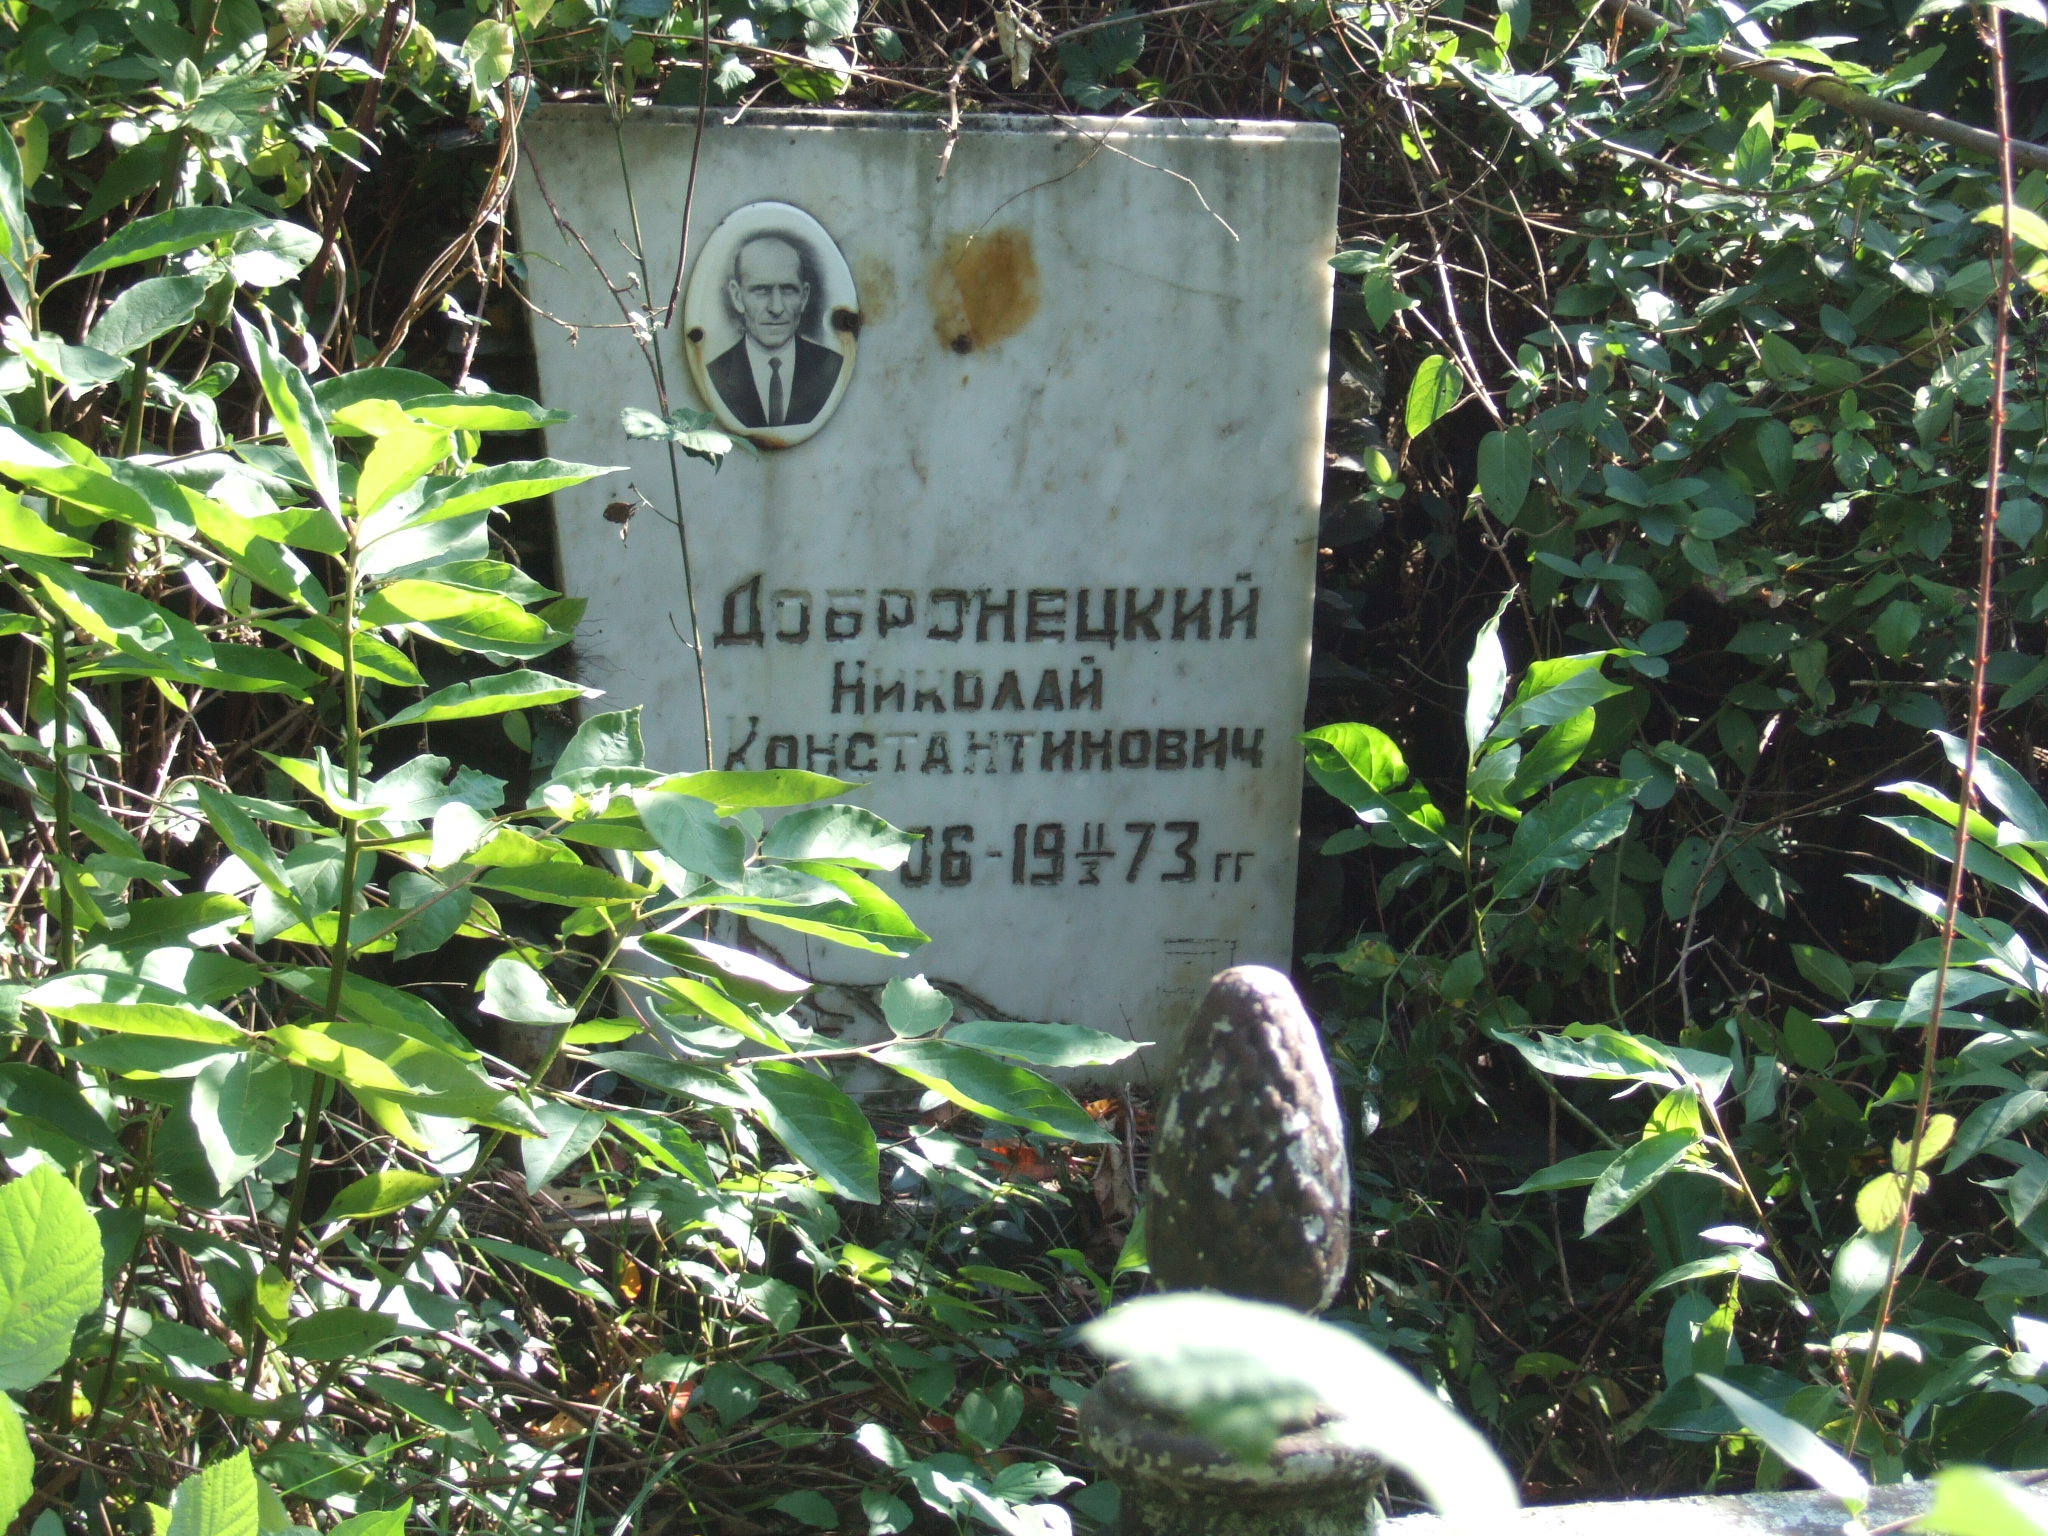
[1079,1365,1381,1536]
[514,108,1340,1073]
[1145,965,1349,1312]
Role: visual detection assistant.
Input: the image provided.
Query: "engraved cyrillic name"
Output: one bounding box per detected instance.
[717,573,1262,647]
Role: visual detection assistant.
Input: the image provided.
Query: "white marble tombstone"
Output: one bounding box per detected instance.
[515,106,1339,1071]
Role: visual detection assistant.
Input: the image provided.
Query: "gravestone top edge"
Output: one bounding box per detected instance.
[1383,1478,1947,1536]
[528,101,1342,145]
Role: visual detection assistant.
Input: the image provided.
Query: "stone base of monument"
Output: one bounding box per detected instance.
[1078,1364,1384,1536]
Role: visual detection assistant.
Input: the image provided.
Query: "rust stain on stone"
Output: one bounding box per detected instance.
[852,254,895,323]
[929,227,1039,354]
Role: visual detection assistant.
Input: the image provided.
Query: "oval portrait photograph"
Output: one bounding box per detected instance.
[683,201,856,449]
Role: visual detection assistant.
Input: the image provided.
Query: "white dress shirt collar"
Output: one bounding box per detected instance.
[745,336,796,421]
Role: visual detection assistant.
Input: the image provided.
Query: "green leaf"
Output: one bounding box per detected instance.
[1731,114,1774,186]
[260,616,420,685]
[1583,1130,1700,1235]
[237,320,339,514]
[267,1021,540,1136]
[15,331,127,391]
[403,392,568,431]
[877,1041,1113,1144]
[373,670,596,732]
[1489,653,1630,742]
[331,1505,412,1536]
[0,1165,103,1390]
[479,954,576,1025]
[468,1235,612,1303]
[474,861,648,906]
[956,1383,1025,1453]
[0,1396,29,1530]
[591,1052,753,1110]
[1476,428,1533,521]
[1661,835,1722,920]
[881,974,952,1036]
[1873,599,1921,659]
[544,708,638,786]
[1939,734,2048,845]
[1505,710,1595,800]
[188,1054,295,1192]
[227,220,322,288]
[56,1036,233,1078]
[769,1491,836,1530]
[357,423,453,516]
[759,805,916,870]
[1832,1227,1918,1324]
[620,405,738,459]
[1915,1465,2048,1536]
[1465,593,1514,763]
[1977,202,2048,257]
[86,276,208,357]
[1855,1171,1925,1234]
[262,1026,408,1095]
[1894,1113,1956,1172]
[1404,354,1465,440]
[287,1307,399,1362]
[1490,1024,1683,1087]
[637,934,810,1010]
[1494,778,1635,899]
[1695,1375,1867,1501]
[945,1019,1143,1068]
[0,490,93,556]
[1640,1250,1785,1301]
[16,555,219,674]
[732,862,929,956]
[1082,1294,1517,1523]
[742,1061,880,1202]
[1300,723,1451,849]
[1790,945,1855,1004]
[1499,1149,1620,1195]
[387,873,474,961]
[277,967,479,1057]
[410,459,618,527]
[462,17,515,91]
[631,788,748,885]
[323,1171,443,1222]
[0,114,38,318]
[29,998,245,1046]
[1949,1089,2048,1169]
[69,207,265,278]
[566,1021,638,1045]
[1782,1008,1837,1071]
[655,768,855,813]
[522,1102,605,1192]
[0,1064,115,1151]
[359,579,559,657]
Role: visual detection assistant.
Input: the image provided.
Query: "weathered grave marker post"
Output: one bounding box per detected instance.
[1080,965,1379,1535]
[515,109,1339,1066]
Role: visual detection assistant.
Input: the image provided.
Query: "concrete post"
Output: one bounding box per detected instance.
[1079,966,1381,1536]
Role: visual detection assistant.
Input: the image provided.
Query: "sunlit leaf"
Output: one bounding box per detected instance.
[1696,1375,1867,1501]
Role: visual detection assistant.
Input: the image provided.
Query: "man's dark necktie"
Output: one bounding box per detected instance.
[768,357,785,427]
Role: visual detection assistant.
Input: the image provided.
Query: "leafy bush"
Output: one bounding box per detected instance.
[0,4,1148,1534]
[1296,0,2048,1490]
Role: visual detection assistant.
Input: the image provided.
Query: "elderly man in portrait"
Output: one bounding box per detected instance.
[706,231,843,430]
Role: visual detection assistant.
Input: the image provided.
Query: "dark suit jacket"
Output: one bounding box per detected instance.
[706,336,843,429]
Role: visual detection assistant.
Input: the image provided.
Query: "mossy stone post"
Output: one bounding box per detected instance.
[1080,965,1380,1536]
